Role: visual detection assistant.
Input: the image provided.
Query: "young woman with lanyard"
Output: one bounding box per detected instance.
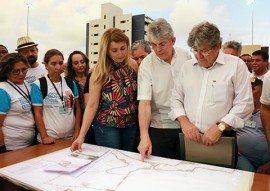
[31,49,81,144]
[0,53,35,153]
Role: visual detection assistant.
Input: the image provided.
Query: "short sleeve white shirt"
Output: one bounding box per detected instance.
[25,63,48,86]
[31,76,79,142]
[137,47,192,129]
[261,71,270,105]
[0,81,35,150]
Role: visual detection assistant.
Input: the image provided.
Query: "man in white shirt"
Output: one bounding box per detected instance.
[257,72,270,174]
[222,40,242,57]
[260,72,270,150]
[251,50,269,80]
[16,36,47,85]
[137,18,191,161]
[170,21,253,147]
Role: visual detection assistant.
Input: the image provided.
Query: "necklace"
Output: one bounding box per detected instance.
[47,75,64,108]
[6,80,31,105]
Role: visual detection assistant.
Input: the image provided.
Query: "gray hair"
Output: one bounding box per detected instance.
[147,18,174,41]
[131,39,152,55]
[223,40,242,54]
[187,21,222,48]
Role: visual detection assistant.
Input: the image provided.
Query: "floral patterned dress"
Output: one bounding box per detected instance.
[94,62,137,128]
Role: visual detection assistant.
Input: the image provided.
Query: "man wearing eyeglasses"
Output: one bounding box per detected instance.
[16,36,47,86]
[170,21,253,155]
[137,18,192,161]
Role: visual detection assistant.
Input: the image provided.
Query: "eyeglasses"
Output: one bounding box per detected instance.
[11,68,28,75]
[190,47,215,56]
[150,40,169,49]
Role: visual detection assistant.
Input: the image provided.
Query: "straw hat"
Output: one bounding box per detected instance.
[16,36,38,51]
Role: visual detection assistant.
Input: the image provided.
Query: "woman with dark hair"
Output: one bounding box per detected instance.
[65,51,96,144]
[31,49,81,144]
[0,53,34,153]
[66,50,90,114]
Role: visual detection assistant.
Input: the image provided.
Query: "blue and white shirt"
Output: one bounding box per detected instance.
[31,76,79,142]
[0,81,35,150]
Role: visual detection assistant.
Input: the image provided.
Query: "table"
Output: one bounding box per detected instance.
[0,139,269,191]
[0,139,72,191]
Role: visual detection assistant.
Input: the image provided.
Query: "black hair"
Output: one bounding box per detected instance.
[0,53,29,81]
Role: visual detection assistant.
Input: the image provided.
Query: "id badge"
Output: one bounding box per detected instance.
[245,120,256,128]
[59,106,68,114]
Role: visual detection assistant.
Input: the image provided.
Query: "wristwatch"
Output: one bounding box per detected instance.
[216,122,226,132]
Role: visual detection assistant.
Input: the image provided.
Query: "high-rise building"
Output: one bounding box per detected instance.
[86,3,153,67]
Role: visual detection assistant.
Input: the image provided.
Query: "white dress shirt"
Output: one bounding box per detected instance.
[169,51,253,132]
[137,47,192,129]
[261,71,270,105]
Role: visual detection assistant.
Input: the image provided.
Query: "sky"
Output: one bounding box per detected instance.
[1,0,269,63]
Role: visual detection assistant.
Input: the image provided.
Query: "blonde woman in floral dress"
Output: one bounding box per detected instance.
[71,28,138,152]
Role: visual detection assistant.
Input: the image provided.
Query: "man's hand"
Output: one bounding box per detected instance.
[137,136,152,162]
[180,116,200,142]
[202,123,222,145]
[42,136,55,144]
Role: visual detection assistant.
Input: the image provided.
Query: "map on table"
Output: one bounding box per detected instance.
[0,143,254,191]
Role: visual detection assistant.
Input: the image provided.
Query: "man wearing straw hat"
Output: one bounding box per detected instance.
[16,36,47,85]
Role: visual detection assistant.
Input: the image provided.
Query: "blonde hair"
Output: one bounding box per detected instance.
[94,28,131,85]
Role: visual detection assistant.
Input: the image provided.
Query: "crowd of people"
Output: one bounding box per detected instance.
[1,18,270,175]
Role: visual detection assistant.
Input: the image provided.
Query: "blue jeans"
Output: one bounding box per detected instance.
[92,123,137,152]
[236,154,255,172]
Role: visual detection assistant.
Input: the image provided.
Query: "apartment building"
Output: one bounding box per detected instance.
[86,3,153,67]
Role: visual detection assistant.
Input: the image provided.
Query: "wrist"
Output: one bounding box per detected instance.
[40,134,48,139]
[216,122,226,132]
[140,133,150,140]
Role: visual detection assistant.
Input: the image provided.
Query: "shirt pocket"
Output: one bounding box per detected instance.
[211,82,228,102]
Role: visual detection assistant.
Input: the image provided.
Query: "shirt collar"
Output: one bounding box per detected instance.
[192,50,226,68]
[153,47,176,64]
